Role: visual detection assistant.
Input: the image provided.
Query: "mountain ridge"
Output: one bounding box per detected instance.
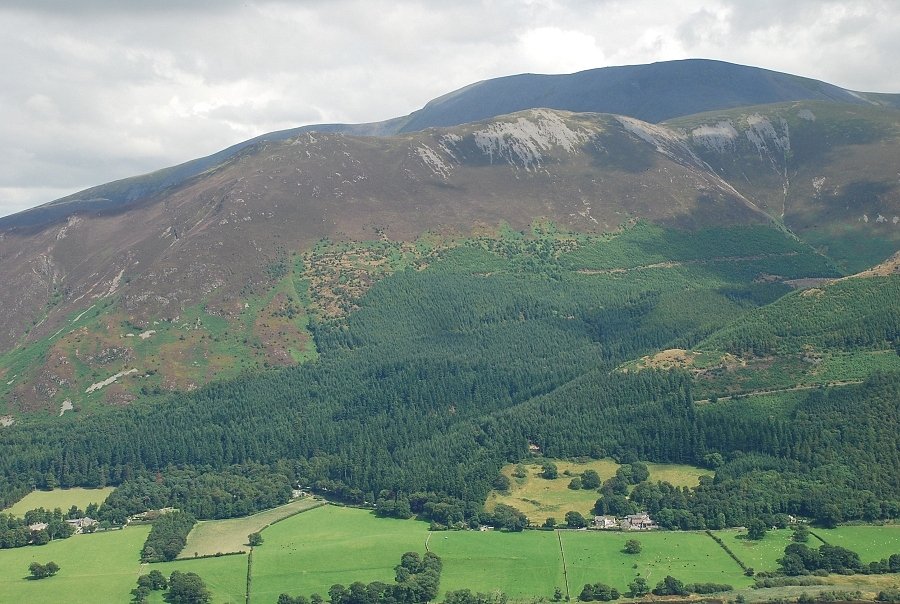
[4,58,899,231]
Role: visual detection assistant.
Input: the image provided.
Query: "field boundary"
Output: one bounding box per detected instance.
[705,530,751,572]
[246,548,254,604]
[180,497,326,559]
[810,531,829,545]
[556,529,570,600]
[263,499,327,531]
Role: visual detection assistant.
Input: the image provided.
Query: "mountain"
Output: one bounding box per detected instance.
[5,59,899,232]
[1,62,899,537]
[0,62,898,417]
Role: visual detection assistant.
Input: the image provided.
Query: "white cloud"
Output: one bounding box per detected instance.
[1,0,899,217]
[517,27,607,74]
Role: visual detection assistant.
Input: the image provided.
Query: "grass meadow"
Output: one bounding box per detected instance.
[250,505,428,603]
[147,554,249,604]
[814,525,900,562]
[181,497,324,558]
[2,487,114,517]
[1,503,896,603]
[711,529,794,572]
[250,506,753,602]
[562,530,752,594]
[0,525,148,603]
[427,529,564,599]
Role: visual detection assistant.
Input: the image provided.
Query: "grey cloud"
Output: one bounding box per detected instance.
[2,0,248,13]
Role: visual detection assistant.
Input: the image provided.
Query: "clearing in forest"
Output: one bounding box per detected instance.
[486,458,708,524]
[2,487,114,517]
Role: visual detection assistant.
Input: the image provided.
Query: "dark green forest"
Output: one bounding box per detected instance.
[0,224,897,529]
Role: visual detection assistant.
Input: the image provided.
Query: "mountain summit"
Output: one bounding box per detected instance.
[396,58,900,131]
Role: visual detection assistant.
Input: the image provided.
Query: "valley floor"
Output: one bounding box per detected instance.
[2,502,898,603]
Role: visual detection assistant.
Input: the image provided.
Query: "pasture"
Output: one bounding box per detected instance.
[2,487,114,517]
[147,554,249,604]
[0,525,148,604]
[181,497,324,558]
[250,505,752,601]
[710,529,794,572]
[250,505,427,603]
[562,530,752,593]
[1,503,897,603]
[428,529,564,599]
[487,459,708,524]
[814,525,900,562]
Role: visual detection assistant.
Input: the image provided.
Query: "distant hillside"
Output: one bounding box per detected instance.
[0,110,765,387]
[5,59,898,232]
[3,97,900,413]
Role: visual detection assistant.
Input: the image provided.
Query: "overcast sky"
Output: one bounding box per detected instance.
[2,0,899,218]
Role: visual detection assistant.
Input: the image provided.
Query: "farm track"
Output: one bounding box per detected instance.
[576,252,801,275]
[694,380,863,404]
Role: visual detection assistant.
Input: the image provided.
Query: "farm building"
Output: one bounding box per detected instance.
[622,513,657,530]
[593,515,619,529]
[66,517,98,533]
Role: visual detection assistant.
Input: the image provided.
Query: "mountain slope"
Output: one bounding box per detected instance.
[668,101,900,271]
[2,98,899,416]
[0,218,895,533]
[0,110,762,340]
[625,270,900,402]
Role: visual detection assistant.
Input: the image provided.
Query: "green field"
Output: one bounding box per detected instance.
[181,497,324,558]
[563,530,752,594]
[147,554,249,604]
[1,505,897,603]
[428,530,564,598]
[251,505,428,603]
[814,525,900,562]
[487,459,708,524]
[2,487,114,517]
[251,506,757,601]
[0,525,148,603]
[712,529,794,572]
